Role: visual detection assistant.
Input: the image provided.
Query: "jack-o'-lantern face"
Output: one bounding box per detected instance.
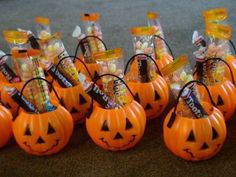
[86,100,146,151]
[127,75,169,120]
[98,118,137,150]
[197,78,236,121]
[13,102,73,156]
[163,102,226,161]
[22,122,60,154]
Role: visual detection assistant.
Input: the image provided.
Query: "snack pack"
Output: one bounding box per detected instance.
[35,16,51,40]
[94,48,130,106]
[11,49,55,113]
[80,13,106,63]
[146,11,167,59]
[43,34,78,81]
[78,72,120,109]
[130,26,157,82]
[205,23,232,84]
[0,50,21,83]
[161,55,207,118]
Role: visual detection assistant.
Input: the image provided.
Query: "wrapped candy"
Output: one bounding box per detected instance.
[146,11,167,59]
[3,86,38,113]
[78,72,120,109]
[17,28,40,49]
[130,26,157,82]
[192,31,208,84]
[35,16,51,40]
[11,49,55,113]
[0,50,21,83]
[43,34,78,81]
[94,48,130,106]
[80,13,106,63]
[161,55,206,118]
[205,23,232,84]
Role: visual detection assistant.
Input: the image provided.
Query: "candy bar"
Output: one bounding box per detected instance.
[11,49,54,113]
[181,87,208,118]
[4,86,38,113]
[45,62,74,88]
[78,72,120,109]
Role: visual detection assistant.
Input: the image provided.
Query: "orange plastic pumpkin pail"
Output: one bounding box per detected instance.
[13,78,73,156]
[86,74,146,151]
[125,54,169,120]
[50,56,92,124]
[163,80,226,161]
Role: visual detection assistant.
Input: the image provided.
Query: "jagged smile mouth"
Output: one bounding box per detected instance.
[100,135,136,150]
[23,139,60,154]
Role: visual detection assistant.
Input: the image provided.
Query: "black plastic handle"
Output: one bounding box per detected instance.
[153,35,175,59]
[74,35,108,59]
[16,77,63,116]
[51,55,92,84]
[86,73,134,118]
[229,40,236,55]
[124,53,162,76]
[194,57,235,85]
[167,80,216,128]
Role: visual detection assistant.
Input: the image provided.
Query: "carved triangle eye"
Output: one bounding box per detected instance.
[125,118,133,130]
[79,94,87,105]
[217,95,224,106]
[212,127,219,140]
[24,125,32,136]
[101,120,109,131]
[134,93,140,103]
[154,91,161,101]
[187,130,195,142]
[47,123,56,134]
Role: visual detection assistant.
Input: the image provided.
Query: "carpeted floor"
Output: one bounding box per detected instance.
[1,0,236,177]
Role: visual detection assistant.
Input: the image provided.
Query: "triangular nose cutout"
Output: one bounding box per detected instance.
[36,136,45,144]
[114,132,123,140]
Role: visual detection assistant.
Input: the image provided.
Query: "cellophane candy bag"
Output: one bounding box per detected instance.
[43,34,78,84]
[146,11,168,59]
[11,49,54,113]
[205,23,232,84]
[81,13,106,63]
[35,16,51,40]
[130,26,157,82]
[161,55,207,118]
[94,48,131,106]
